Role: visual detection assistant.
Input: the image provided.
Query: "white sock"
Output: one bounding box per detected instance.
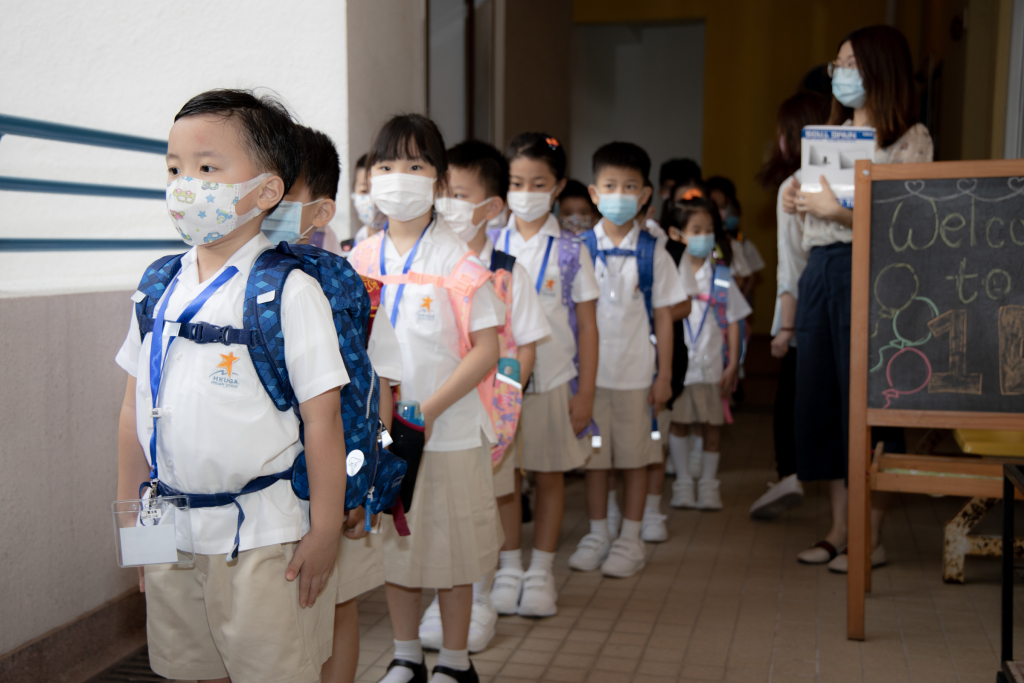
[645,494,662,513]
[498,549,522,572]
[701,451,720,482]
[607,489,619,513]
[431,646,470,682]
[590,518,609,540]
[382,638,423,683]
[619,518,642,541]
[473,569,495,599]
[669,434,689,479]
[528,548,555,574]
[688,435,705,478]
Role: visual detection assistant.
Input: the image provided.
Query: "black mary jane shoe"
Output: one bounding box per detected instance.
[384,658,428,683]
[432,661,479,683]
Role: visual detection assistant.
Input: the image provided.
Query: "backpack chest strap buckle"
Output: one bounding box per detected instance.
[181,321,256,347]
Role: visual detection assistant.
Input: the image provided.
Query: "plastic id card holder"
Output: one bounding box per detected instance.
[112,496,195,567]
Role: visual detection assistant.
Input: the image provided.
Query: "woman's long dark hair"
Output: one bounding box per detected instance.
[757,91,832,189]
[829,25,916,148]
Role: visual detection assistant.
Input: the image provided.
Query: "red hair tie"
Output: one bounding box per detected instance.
[681,188,703,201]
[545,137,560,150]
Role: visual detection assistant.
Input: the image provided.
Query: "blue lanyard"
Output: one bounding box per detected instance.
[504,228,554,294]
[381,223,430,327]
[684,270,715,347]
[147,266,239,486]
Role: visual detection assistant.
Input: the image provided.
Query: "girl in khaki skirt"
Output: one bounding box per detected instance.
[668,195,751,511]
[348,114,503,683]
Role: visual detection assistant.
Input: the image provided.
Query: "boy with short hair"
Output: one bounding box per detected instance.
[279,125,404,683]
[570,142,686,578]
[115,90,348,683]
[429,139,551,645]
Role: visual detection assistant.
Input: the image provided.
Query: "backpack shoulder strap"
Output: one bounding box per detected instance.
[348,231,385,277]
[485,227,503,246]
[244,247,304,410]
[579,230,599,266]
[636,230,657,330]
[134,253,186,339]
[489,249,517,275]
[441,252,494,356]
[359,275,383,342]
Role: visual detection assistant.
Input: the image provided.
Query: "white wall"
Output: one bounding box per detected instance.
[570,22,705,196]
[0,0,349,299]
[0,0,348,656]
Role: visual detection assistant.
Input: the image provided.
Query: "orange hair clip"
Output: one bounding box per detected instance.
[546,137,560,149]
[681,188,703,201]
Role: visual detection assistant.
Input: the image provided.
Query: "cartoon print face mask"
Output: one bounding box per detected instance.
[166,173,271,246]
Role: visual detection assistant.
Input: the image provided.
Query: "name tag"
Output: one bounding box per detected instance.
[119,525,178,565]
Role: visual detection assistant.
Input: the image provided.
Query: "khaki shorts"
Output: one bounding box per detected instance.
[145,543,335,683]
[587,387,659,470]
[673,383,725,426]
[336,530,384,604]
[517,382,592,472]
[383,441,502,589]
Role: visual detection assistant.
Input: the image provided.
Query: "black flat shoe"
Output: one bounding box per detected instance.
[432,661,479,683]
[383,658,428,683]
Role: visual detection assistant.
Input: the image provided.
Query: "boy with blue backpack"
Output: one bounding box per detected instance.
[116,90,391,683]
[569,142,687,579]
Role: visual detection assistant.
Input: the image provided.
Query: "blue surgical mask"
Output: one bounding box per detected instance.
[597,193,640,226]
[686,234,716,259]
[832,67,867,109]
[262,199,322,244]
[724,214,740,232]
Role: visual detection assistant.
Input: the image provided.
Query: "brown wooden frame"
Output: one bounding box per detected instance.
[848,158,1024,640]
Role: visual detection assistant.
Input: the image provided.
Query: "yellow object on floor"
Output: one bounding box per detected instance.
[954,429,1024,457]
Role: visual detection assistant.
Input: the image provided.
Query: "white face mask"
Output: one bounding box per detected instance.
[507,187,557,223]
[166,173,270,246]
[436,196,495,240]
[351,192,376,226]
[369,173,436,222]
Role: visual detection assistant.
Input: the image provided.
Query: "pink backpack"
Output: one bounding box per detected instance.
[350,232,523,465]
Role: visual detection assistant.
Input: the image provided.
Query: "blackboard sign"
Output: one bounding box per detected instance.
[866,174,1024,412]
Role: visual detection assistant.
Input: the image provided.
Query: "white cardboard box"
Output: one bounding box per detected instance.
[800,125,876,208]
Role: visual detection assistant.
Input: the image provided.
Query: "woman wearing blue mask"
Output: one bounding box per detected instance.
[781,25,933,573]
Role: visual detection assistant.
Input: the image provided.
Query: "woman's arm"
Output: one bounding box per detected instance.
[795,176,853,228]
[771,293,797,359]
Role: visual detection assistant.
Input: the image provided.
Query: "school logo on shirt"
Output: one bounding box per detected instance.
[417,295,436,321]
[539,273,557,297]
[209,351,241,389]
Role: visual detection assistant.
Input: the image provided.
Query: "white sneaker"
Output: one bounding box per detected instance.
[696,479,723,510]
[489,567,523,615]
[568,532,611,571]
[827,545,888,574]
[671,478,696,508]
[749,473,804,520]
[418,594,443,650]
[607,500,622,539]
[517,569,558,617]
[601,538,646,578]
[641,509,668,543]
[467,596,498,653]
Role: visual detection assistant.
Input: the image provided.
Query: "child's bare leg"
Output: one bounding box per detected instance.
[704,424,721,452]
[647,460,665,495]
[585,469,610,520]
[320,599,359,683]
[670,422,689,437]
[533,471,565,553]
[621,467,647,522]
[438,585,473,650]
[497,469,522,552]
[385,582,423,641]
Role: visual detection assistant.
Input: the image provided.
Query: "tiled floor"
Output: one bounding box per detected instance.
[349,409,1017,683]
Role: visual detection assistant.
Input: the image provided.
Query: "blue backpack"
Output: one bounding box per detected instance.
[580,228,656,333]
[134,242,403,519]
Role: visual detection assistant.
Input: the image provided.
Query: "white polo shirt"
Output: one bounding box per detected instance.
[379,217,505,451]
[680,255,752,386]
[591,220,687,390]
[367,310,403,385]
[115,233,349,556]
[645,219,670,249]
[495,214,600,393]
[479,237,552,351]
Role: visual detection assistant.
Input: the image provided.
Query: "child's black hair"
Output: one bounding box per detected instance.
[367,114,448,187]
[559,179,597,211]
[448,140,509,199]
[639,177,654,217]
[591,142,651,181]
[665,195,732,266]
[705,175,741,215]
[297,126,340,201]
[505,132,567,181]
[175,89,302,203]
[658,158,702,188]
[352,153,369,190]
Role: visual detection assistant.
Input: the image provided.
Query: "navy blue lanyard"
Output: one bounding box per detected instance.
[504,229,554,294]
[147,266,239,485]
[381,223,430,327]
[684,268,715,347]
